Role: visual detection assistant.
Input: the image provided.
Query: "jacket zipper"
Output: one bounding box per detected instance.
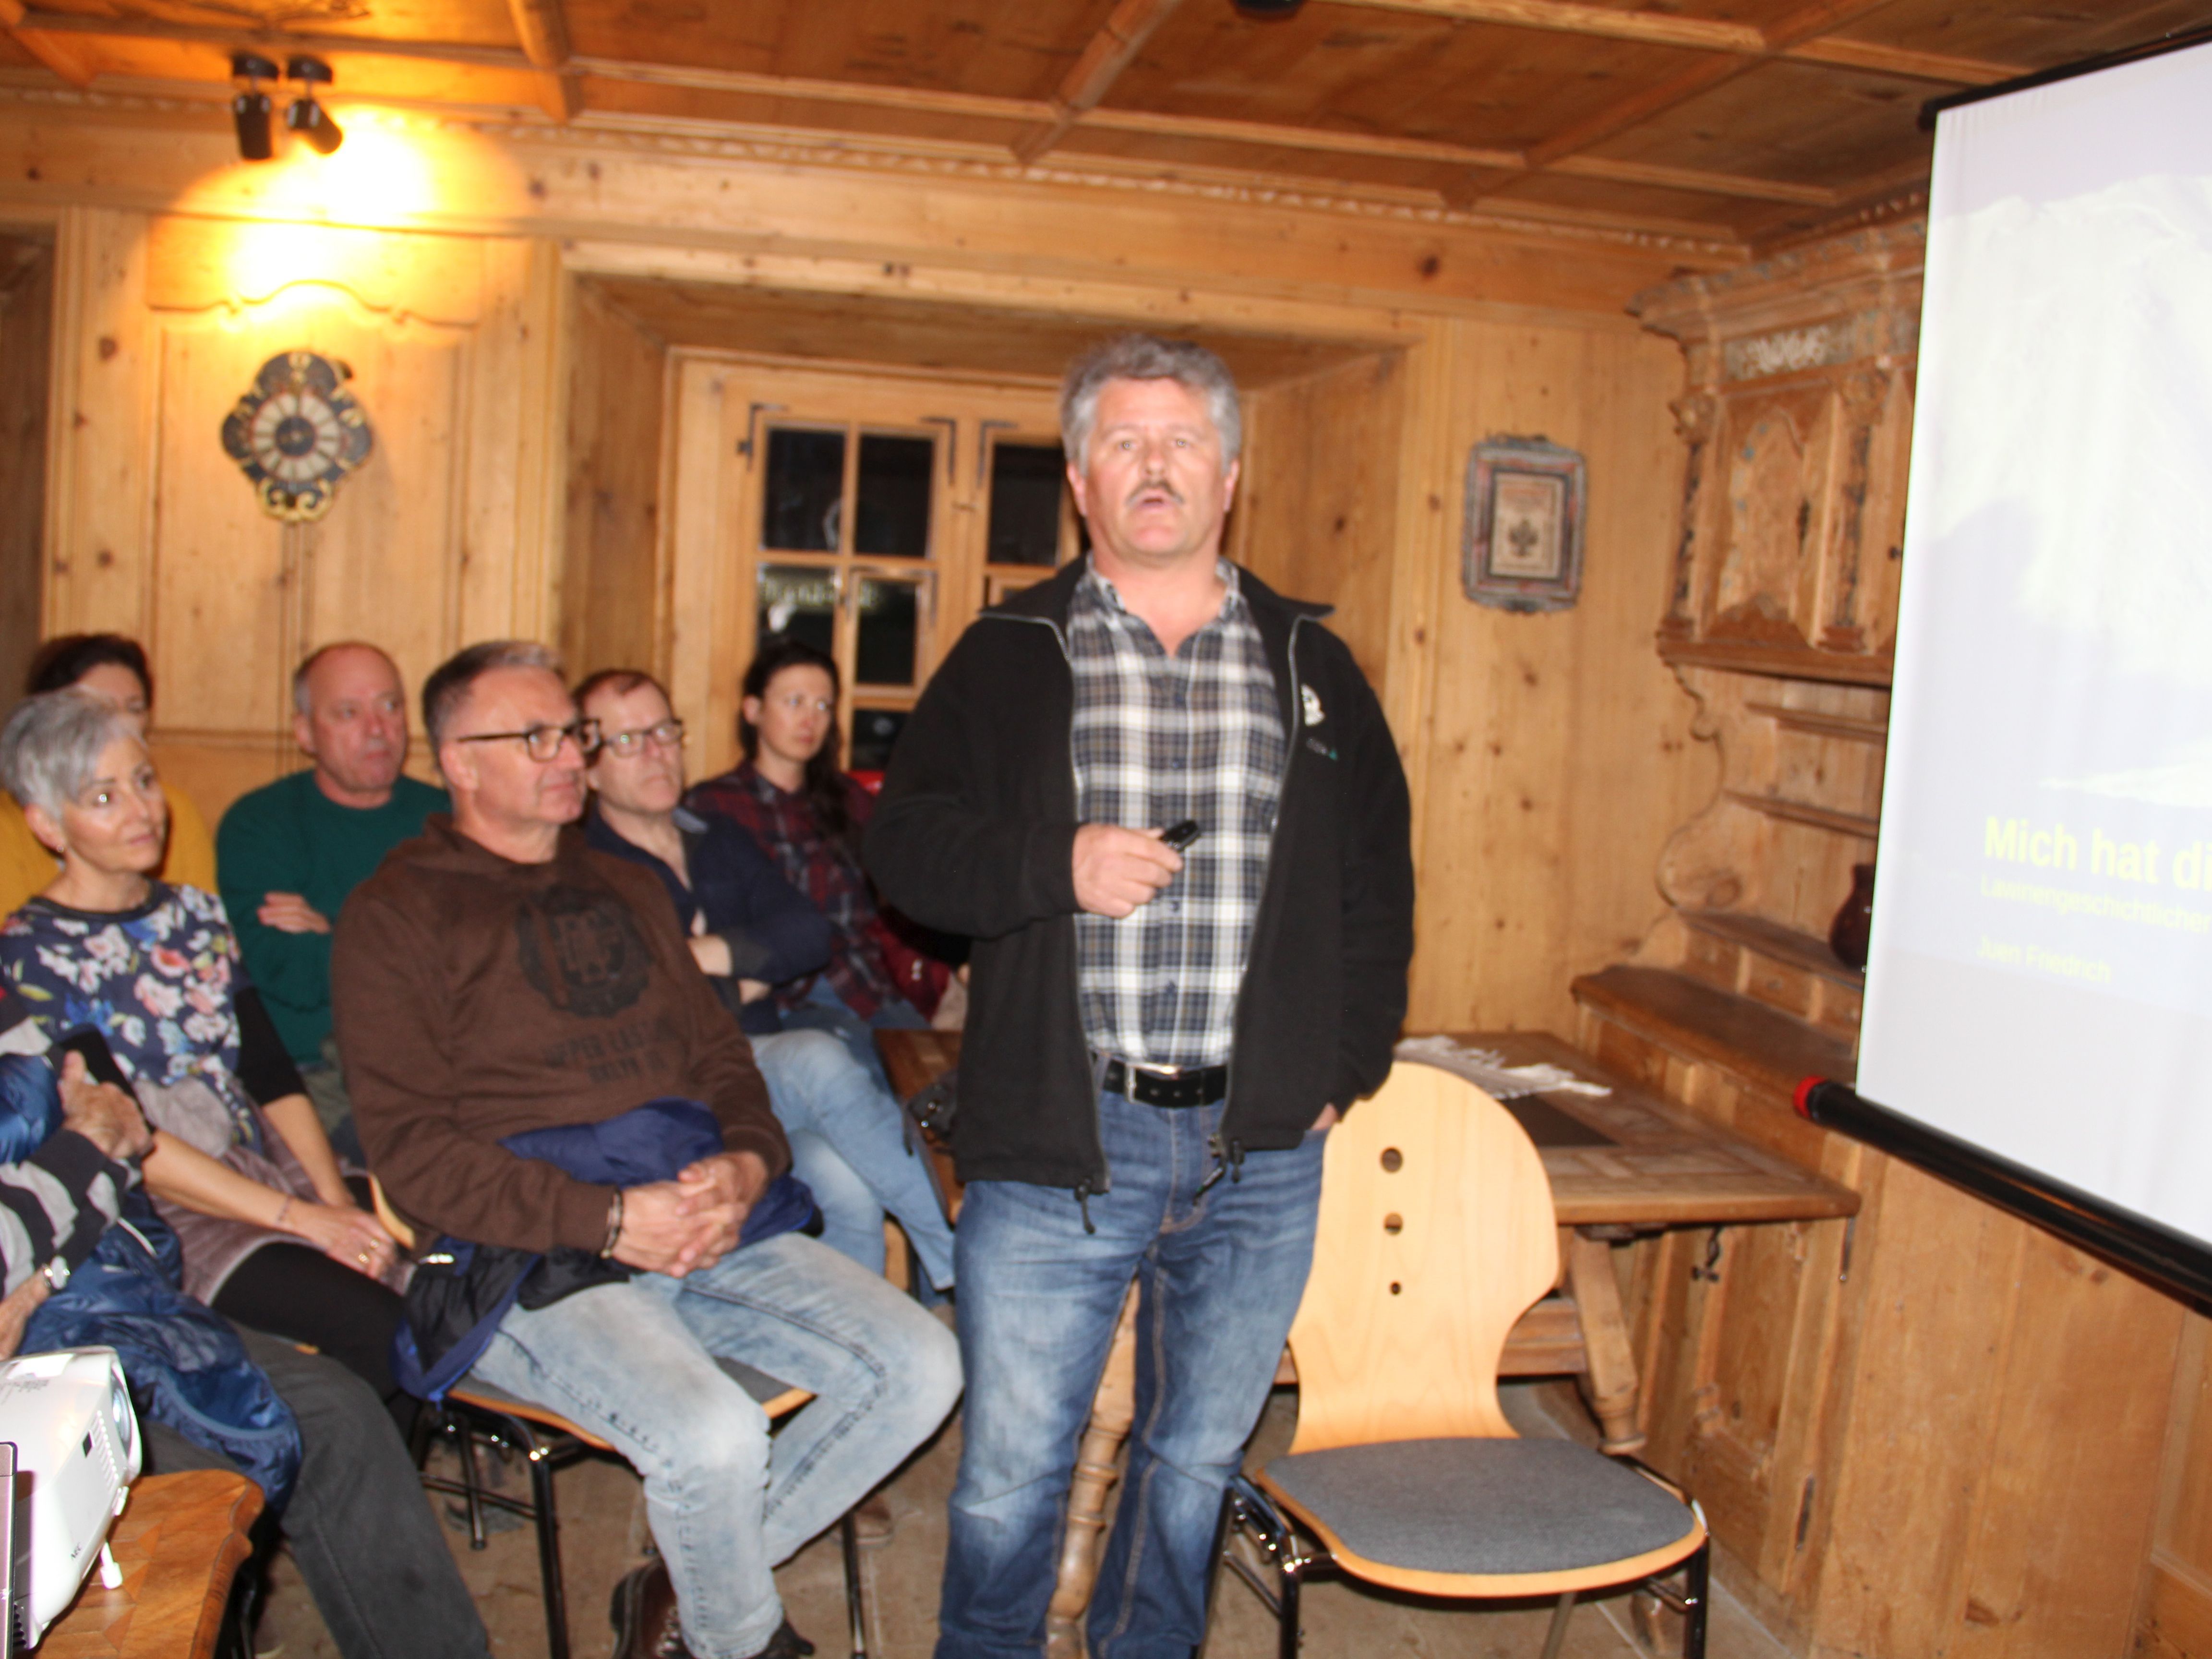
[997,612,1114,1204]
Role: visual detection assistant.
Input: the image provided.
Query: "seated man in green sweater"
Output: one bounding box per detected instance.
[217,642,446,1159]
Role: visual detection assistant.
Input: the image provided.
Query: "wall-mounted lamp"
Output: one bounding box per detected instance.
[283,56,344,155]
[230,52,278,161]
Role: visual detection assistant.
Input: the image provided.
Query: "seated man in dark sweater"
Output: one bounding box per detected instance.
[216,643,446,1160]
[332,640,961,1659]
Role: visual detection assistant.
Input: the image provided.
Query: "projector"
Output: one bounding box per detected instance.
[0,1346,140,1647]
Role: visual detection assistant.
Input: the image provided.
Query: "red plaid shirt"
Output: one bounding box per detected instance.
[685,762,901,1019]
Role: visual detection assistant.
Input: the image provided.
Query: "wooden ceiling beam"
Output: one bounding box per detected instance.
[1333,0,2025,84]
[1015,0,1186,165]
[12,9,529,71]
[1451,0,1917,204]
[505,0,578,121]
[0,0,91,87]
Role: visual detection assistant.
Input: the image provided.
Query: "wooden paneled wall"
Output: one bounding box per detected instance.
[1236,351,1406,693]
[561,281,668,684]
[0,232,50,697]
[36,209,564,816]
[1402,315,1715,1035]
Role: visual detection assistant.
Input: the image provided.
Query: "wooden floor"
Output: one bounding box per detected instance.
[253,1376,1789,1659]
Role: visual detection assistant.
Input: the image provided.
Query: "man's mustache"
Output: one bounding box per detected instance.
[1125,481,1185,507]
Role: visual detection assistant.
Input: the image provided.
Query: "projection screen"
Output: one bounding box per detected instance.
[1855,36,2212,1258]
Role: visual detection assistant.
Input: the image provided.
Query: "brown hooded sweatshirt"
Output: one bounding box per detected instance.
[330,815,787,1253]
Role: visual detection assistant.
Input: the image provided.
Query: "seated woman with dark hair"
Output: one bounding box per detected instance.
[0,634,216,917]
[0,690,410,1424]
[577,667,954,1289]
[688,638,960,1091]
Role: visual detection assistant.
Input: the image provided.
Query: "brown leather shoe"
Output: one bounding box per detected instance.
[609,1560,687,1659]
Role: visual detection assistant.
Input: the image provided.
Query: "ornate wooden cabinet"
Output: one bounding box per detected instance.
[1575,220,2192,1659]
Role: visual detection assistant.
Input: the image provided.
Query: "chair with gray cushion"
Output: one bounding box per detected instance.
[1214,1062,1707,1658]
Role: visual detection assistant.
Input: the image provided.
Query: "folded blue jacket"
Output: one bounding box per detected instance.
[393,1097,817,1403]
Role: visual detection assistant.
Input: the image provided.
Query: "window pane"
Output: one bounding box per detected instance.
[987,441,1066,567]
[855,575,921,686]
[854,433,934,559]
[849,708,908,773]
[757,564,838,657]
[762,428,845,552]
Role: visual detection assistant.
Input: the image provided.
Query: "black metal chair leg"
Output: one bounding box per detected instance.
[1682,1540,1709,1659]
[529,1443,571,1659]
[1277,1557,1303,1659]
[841,1512,867,1658]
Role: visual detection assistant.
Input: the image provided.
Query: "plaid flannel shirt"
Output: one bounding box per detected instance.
[685,762,900,1019]
[1070,560,1286,1071]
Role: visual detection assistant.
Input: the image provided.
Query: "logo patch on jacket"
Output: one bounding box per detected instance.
[515,887,651,1018]
[1301,685,1325,726]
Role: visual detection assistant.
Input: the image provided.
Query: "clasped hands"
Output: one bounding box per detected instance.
[610,1150,770,1279]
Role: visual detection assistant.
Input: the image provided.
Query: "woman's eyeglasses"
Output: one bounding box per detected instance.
[599,719,686,758]
[452,720,603,762]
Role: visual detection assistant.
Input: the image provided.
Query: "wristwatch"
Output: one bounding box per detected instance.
[40,1256,70,1293]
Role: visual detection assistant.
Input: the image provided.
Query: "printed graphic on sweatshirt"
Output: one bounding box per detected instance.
[515,887,651,1019]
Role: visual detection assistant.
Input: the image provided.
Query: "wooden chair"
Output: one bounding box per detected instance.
[1214,1064,1708,1659]
[373,1182,870,1659]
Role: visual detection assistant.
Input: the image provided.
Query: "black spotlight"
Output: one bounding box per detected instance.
[1233,0,1306,15]
[284,55,344,155]
[230,52,278,161]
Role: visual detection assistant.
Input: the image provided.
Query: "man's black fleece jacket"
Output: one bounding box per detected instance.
[865,556,1415,1193]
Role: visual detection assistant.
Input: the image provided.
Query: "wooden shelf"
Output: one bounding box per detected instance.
[1724,789,1880,841]
[1744,699,1888,743]
[1680,908,1864,990]
[1571,963,1857,1102]
[1659,637,1893,687]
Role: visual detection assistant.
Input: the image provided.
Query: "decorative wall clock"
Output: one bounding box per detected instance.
[219,350,374,522]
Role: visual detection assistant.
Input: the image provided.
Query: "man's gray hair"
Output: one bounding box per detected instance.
[292,641,399,717]
[422,640,563,750]
[0,690,140,818]
[1060,335,1242,471]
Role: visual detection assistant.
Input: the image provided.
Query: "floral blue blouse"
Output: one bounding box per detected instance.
[0,883,249,1096]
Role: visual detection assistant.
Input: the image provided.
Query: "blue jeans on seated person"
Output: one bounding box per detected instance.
[753,1027,956,1289]
[936,1091,1327,1659]
[781,976,928,1099]
[469,1230,962,1659]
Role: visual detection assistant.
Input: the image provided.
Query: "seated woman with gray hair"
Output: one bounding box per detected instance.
[0,689,412,1427]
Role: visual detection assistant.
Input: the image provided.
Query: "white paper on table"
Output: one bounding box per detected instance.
[1393,1034,1611,1100]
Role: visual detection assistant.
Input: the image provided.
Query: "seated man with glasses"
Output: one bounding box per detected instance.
[330,640,962,1659]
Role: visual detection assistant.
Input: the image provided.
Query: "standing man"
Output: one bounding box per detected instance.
[333,641,960,1659]
[867,335,1414,1658]
[217,643,445,1158]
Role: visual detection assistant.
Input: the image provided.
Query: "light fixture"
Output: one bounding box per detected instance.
[284,56,344,155]
[230,52,278,161]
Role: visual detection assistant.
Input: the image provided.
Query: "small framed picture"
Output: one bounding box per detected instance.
[1463,436,1587,613]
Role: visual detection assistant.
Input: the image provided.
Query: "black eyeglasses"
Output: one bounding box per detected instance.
[599,719,685,758]
[451,719,602,762]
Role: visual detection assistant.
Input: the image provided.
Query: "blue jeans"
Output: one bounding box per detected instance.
[471,1232,962,1659]
[754,1027,957,1289]
[781,977,928,1099]
[937,1093,1327,1659]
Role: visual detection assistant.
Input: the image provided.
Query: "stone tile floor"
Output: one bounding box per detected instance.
[254,1382,1794,1659]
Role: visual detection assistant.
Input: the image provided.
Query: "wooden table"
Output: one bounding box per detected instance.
[878,1027,1859,1652]
[38,1469,262,1659]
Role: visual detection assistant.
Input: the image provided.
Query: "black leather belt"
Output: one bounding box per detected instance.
[1099,1058,1229,1109]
